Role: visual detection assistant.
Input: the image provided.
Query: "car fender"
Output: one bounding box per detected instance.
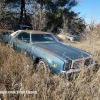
[33,46,65,74]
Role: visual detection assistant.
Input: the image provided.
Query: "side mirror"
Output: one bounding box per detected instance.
[24,40,28,43]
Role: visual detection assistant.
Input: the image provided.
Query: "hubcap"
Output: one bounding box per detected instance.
[38,61,47,73]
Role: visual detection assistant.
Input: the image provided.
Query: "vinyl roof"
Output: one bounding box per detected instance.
[10,30,52,37]
[23,30,52,34]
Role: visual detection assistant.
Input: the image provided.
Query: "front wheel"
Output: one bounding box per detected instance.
[5,42,10,47]
[38,59,51,74]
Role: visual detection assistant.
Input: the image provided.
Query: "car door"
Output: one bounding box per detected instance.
[13,32,34,58]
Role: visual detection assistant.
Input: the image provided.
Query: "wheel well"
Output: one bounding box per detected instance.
[34,57,50,65]
[34,57,41,64]
[5,42,8,44]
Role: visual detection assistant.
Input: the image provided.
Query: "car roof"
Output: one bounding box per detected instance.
[20,25,32,27]
[0,29,13,32]
[21,30,52,34]
[10,30,52,37]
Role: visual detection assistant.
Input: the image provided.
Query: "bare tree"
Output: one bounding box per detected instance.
[0,3,11,29]
[29,2,48,31]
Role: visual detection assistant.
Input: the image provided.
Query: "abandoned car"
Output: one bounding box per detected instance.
[2,30,95,75]
[66,34,81,42]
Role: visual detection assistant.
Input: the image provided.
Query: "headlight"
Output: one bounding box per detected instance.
[64,60,72,71]
[84,58,93,66]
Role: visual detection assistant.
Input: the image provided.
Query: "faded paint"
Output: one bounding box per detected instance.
[2,30,95,75]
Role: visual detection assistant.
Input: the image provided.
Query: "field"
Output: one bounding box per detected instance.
[0,30,100,100]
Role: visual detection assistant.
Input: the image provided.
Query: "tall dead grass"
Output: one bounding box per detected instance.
[0,27,100,100]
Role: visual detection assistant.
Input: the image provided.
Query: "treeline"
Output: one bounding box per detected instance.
[0,0,86,34]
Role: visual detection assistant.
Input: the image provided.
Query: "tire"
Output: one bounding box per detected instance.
[38,59,51,74]
[5,42,10,47]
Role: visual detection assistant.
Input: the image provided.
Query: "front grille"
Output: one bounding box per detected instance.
[72,60,83,69]
[71,58,92,69]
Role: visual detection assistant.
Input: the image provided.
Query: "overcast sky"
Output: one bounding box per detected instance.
[71,0,100,25]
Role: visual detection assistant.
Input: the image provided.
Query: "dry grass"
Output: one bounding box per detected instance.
[0,28,100,100]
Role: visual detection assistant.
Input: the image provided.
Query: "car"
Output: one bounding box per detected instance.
[19,25,33,30]
[66,34,81,42]
[57,33,81,42]
[53,35,63,42]
[14,25,33,31]
[0,29,14,41]
[2,30,95,75]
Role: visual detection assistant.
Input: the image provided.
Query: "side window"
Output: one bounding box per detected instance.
[17,32,30,43]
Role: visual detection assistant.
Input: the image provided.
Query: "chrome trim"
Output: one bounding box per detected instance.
[71,56,92,69]
[72,56,92,61]
[60,62,96,75]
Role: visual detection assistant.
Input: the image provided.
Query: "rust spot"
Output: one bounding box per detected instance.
[42,47,58,55]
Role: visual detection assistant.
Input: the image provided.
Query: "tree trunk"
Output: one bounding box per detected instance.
[39,7,42,30]
[39,0,43,30]
[20,0,25,23]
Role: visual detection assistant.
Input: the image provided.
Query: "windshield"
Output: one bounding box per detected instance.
[31,34,58,43]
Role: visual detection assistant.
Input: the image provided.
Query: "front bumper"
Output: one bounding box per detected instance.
[60,62,96,75]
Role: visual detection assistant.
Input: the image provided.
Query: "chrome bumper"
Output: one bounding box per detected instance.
[60,62,96,75]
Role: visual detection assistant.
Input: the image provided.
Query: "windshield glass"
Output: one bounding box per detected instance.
[31,34,58,43]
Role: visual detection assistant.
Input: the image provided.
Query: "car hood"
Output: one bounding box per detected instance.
[35,43,91,60]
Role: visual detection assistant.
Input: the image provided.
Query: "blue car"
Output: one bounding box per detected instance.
[2,30,95,75]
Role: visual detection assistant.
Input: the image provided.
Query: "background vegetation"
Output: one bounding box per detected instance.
[0,0,85,34]
[0,25,100,99]
[1,0,100,100]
